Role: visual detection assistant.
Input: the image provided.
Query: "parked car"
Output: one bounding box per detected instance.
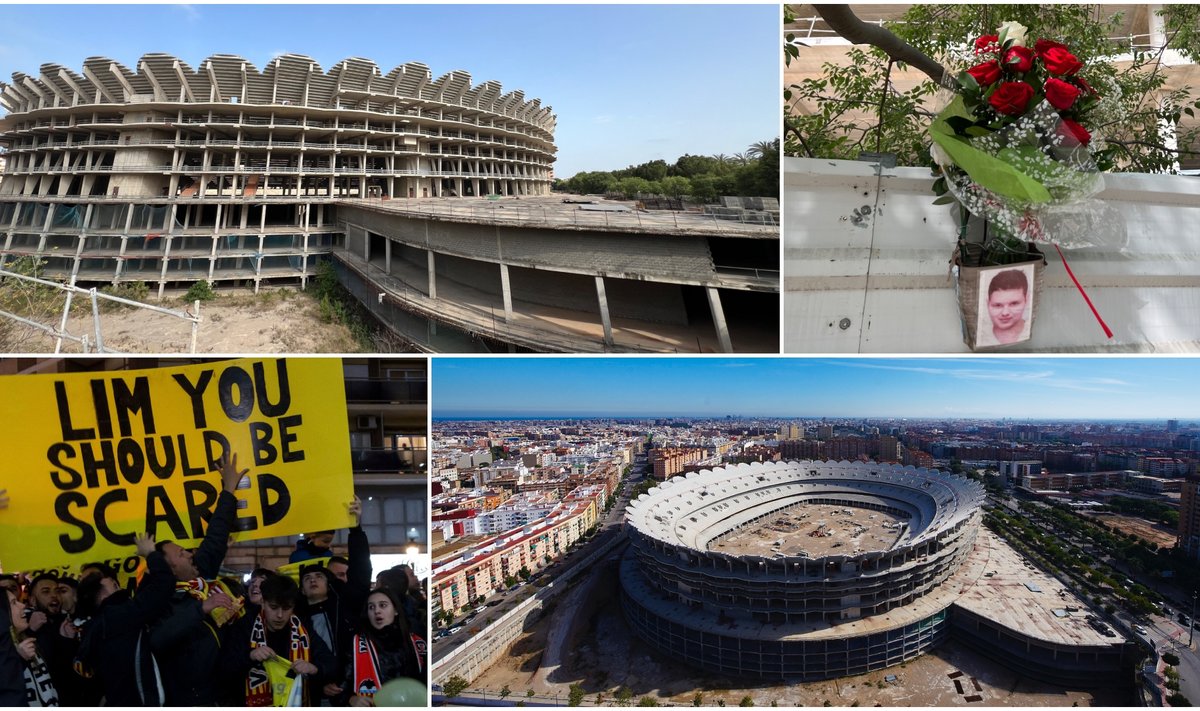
[1134,625,1148,635]
[448,626,462,635]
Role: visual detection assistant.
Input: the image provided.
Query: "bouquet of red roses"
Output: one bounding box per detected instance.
[929,21,1125,264]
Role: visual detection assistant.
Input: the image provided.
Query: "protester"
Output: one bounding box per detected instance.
[327,556,351,584]
[289,531,336,564]
[297,496,373,704]
[5,588,58,706]
[248,569,276,607]
[146,451,247,706]
[226,574,337,706]
[75,533,174,706]
[343,587,427,707]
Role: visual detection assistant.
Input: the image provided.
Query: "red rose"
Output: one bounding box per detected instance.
[1059,118,1091,146]
[975,35,1000,54]
[1037,44,1083,75]
[1003,46,1035,73]
[966,60,1002,87]
[988,81,1035,116]
[1044,77,1081,110]
[1034,38,1069,54]
[1075,76,1098,97]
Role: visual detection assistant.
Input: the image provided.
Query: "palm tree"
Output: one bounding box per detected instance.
[746,139,778,160]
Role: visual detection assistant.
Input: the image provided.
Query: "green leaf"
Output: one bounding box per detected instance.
[933,195,958,205]
[957,71,980,95]
[927,96,1053,203]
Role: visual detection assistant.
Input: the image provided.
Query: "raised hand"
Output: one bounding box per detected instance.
[135,532,156,558]
[348,495,362,527]
[219,451,249,493]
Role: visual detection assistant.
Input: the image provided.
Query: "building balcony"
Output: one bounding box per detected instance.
[344,376,427,404]
[350,446,428,475]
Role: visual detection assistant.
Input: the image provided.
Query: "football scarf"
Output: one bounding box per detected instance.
[175,578,246,627]
[246,612,311,707]
[351,632,428,699]
[22,648,60,707]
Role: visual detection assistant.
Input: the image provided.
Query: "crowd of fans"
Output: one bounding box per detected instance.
[0,456,428,706]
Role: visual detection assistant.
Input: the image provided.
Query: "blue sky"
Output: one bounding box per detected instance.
[433,357,1200,420]
[0,4,780,178]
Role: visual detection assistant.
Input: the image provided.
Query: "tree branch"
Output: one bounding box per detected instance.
[815,5,949,86]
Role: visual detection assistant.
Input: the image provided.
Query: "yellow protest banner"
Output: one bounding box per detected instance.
[0,358,353,571]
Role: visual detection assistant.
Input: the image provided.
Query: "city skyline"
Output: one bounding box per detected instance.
[433,357,1200,419]
[0,4,779,178]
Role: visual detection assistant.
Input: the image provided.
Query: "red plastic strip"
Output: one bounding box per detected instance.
[1053,243,1113,339]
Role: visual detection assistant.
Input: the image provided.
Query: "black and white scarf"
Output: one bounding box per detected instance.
[23,649,59,707]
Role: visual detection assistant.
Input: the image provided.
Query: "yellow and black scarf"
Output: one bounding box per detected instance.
[246,611,311,707]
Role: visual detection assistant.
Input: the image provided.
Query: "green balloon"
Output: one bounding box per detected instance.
[373,678,427,707]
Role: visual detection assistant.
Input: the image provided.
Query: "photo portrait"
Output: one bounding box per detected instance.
[976,264,1035,347]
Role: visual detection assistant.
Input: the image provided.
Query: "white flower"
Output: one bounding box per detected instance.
[930,142,953,169]
[998,20,1029,47]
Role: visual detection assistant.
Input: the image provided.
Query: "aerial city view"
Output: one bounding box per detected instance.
[430,357,1200,707]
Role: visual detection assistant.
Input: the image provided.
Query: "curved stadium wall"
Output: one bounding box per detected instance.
[0,53,555,289]
[620,460,986,680]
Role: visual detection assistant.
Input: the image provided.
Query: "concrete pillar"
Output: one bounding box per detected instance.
[595,276,614,347]
[384,238,392,275]
[427,250,437,299]
[706,286,734,353]
[499,262,513,323]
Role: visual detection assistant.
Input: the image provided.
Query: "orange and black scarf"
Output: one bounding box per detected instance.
[351,632,427,699]
[246,612,311,706]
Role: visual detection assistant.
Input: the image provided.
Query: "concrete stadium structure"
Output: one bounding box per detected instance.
[0,54,778,353]
[621,461,1135,683]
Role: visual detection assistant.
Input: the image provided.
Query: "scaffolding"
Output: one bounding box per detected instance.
[0,268,202,353]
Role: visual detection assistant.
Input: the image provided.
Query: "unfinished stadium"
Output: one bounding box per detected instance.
[621,461,1137,684]
[0,54,779,353]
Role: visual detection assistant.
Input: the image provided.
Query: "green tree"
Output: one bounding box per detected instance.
[659,175,691,199]
[442,676,469,699]
[616,687,634,706]
[637,696,660,707]
[569,684,586,707]
[500,685,512,700]
[689,175,721,203]
[1164,652,1182,666]
[616,177,652,199]
[740,696,755,707]
[693,692,705,707]
[787,4,1200,172]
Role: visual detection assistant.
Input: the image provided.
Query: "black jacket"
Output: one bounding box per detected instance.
[147,489,237,706]
[298,527,373,686]
[340,624,425,702]
[220,603,338,706]
[76,549,175,706]
[0,592,26,706]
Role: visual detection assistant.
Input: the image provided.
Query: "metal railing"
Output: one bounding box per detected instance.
[0,267,202,353]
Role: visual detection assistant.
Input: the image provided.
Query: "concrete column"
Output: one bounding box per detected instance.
[595,276,614,347]
[384,238,392,275]
[706,286,734,353]
[499,262,513,323]
[427,250,437,299]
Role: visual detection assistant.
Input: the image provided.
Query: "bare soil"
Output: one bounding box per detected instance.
[4,287,365,353]
[1081,511,1178,548]
[468,560,1135,707]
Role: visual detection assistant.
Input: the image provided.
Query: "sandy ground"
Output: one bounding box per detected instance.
[466,557,1134,707]
[4,287,365,354]
[1081,511,1178,548]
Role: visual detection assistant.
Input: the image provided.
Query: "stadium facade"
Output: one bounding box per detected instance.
[0,54,779,353]
[0,53,554,293]
[622,461,1135,684]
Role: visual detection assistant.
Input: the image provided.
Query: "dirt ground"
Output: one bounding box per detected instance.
[467,558,1134,707]
[4,287,366,353]
[1081,511,1177,548]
